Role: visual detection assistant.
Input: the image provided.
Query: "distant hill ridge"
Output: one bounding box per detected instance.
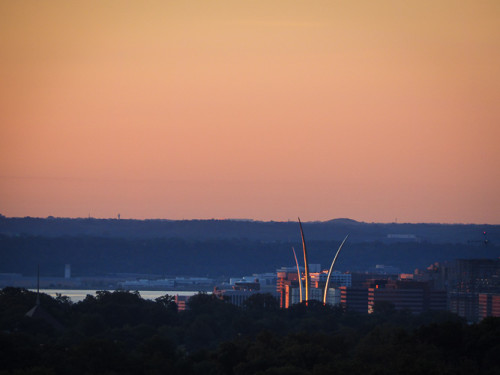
[325,218,362,224]
[0,216,498,244]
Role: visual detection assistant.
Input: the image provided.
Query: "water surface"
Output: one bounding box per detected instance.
[32,289,202,303]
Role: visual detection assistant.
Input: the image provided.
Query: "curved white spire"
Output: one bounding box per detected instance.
[323,235,349,305]
[298,217,309,304]
[292,247,303,303]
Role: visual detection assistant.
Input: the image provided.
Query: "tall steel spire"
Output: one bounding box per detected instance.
[298,217,309,304]
[323,235,349,305]
[292,247,303,303]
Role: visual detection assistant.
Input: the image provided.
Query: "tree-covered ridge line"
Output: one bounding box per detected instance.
[1,288,499,375]
[1,235,499,277]
[1,216,498,243]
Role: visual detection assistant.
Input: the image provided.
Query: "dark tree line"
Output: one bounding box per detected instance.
[1,287,500,374]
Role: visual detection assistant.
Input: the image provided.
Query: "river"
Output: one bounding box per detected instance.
[32,289,203,303]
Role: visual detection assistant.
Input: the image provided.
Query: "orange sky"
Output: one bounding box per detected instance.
[1,1,499,223]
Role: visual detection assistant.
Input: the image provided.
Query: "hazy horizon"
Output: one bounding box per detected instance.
[1,1,499,224]
[1,214,498,226]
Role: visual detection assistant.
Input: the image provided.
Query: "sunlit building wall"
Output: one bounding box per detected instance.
[340,286,369,313]
[277,268,301,309]
[478,293,500,320]
[174,295,190,311]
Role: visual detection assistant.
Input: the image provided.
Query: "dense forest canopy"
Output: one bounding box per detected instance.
[1,288,499,375]
[1,234,499,277]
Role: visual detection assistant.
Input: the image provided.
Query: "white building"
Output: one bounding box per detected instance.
[289,286,341,306]
[309,271,351,287]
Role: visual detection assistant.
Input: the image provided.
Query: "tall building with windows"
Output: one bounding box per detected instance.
[277,267,302,309]
[448,259,500,322]
[368,280,446,314]
[341,279,446,314]
[479,293,500,320]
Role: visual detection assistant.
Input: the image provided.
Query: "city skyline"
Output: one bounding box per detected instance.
[1,1,499,224]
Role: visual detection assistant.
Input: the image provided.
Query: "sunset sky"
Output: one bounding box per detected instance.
[1,1,499,223]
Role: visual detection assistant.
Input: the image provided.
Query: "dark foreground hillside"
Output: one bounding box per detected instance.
[1,288,499,375]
